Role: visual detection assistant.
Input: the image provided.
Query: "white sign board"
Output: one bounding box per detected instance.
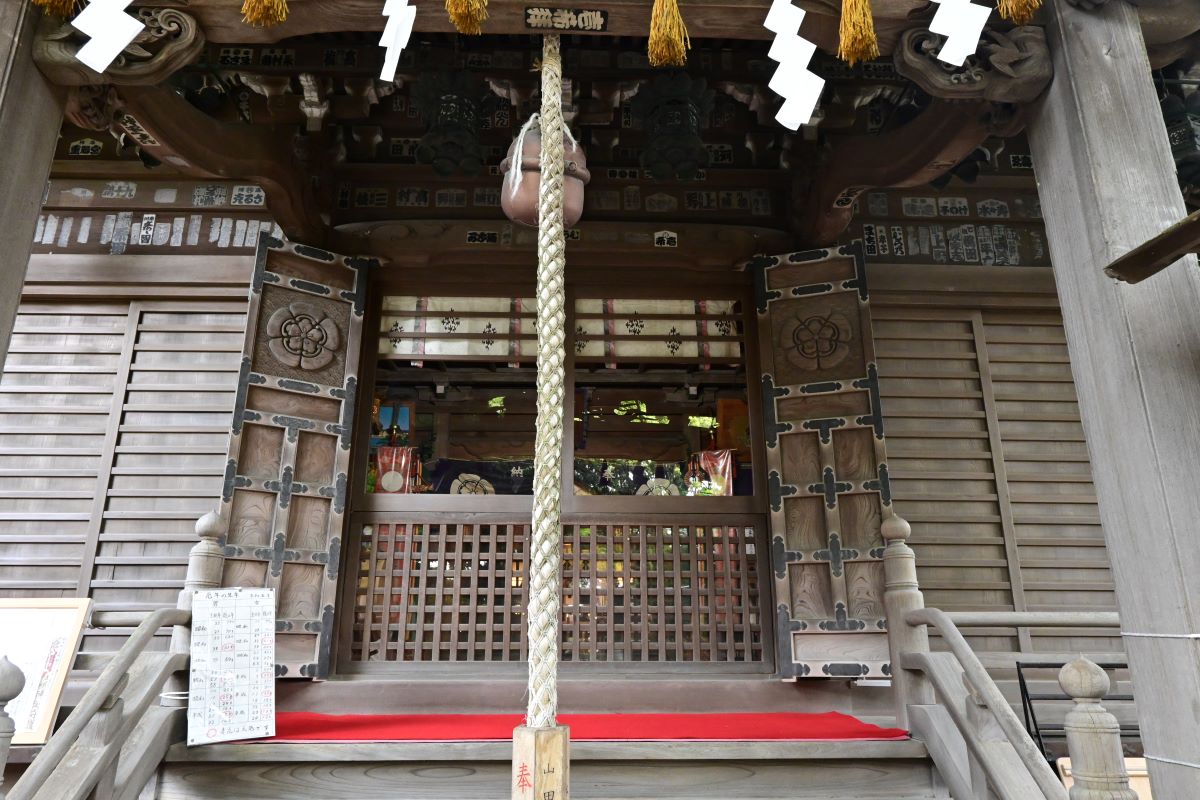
[0,598,91,745]
[187,588,275,746]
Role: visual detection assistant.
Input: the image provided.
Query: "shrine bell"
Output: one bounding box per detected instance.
[500,115,591,227]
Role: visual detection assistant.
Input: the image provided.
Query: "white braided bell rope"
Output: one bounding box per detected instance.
[526,32,566,730]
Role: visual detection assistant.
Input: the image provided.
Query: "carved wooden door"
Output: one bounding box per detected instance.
[218,238,372,678]
[754,243,893,679]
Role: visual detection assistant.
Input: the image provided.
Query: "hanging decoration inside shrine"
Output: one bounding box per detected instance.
[70,0,143,74]
[998,0,1040,25]
[501,115,591,228]
[445,0,488,35]
[241,0,288,27]
[763,0,825,130]
[648,0,690,67]
[928,0,992,66]
[379,0,416,81]
[837,0,878,65]
[411,72,492,175]
[31,0,77,17]
[629,73,714,180]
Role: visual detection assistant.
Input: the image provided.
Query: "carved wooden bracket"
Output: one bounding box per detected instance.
[795,99,999,246]
[34,8,204,87]
[894,26,1052,106]
[790,24,1054,247]
[65,82,328,245]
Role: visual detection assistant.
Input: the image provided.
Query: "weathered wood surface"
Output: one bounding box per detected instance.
[1103,208,1200,284]
[0,299,245,671]
[511,726,568,800]
[127,0,1200,62]
[165,739,929,763]
[216,239,372,678]
[1027,0,1200,796]
[754,245,893,680]
[0,2,60,373]
[156,756,943,799]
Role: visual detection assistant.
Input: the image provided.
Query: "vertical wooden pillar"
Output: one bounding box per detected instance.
[0,2,62,371]
[1027,1,1200,796]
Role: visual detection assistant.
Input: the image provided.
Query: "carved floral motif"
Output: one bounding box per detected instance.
[780,311,853,372]
[266,302,342,371]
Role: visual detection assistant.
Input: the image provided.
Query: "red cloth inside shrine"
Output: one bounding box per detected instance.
[263,711,908,742]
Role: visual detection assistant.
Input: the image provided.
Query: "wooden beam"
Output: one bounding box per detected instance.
[797,100,992,245]
[1026,0,1200,796]
[113,84,328,245]
[1103,209,1200,284]
[0,2,62,371]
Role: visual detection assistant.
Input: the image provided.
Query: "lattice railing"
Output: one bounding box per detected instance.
[348,514,766,667]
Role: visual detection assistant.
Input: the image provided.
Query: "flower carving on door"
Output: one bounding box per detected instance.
[266,301,342,371]
[780,311,853,372]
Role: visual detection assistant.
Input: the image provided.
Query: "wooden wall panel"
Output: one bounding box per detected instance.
[86,305,246,668]
[0,305,127,613]
[0,299,245,671]
[874,303,1121,660]
[979,309,1120,657]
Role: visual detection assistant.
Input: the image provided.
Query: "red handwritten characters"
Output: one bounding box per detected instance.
[516,763,533,792]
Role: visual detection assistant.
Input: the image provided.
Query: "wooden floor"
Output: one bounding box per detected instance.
[156,741,947,799]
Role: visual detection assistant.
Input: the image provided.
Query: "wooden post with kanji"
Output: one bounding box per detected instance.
[512,725,569,800]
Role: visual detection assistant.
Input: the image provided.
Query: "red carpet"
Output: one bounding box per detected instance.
[266,712,908,742]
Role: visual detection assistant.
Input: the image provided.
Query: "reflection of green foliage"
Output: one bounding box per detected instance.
[688,415,718,429]
[613,399,670,425]
[488,396,506,415]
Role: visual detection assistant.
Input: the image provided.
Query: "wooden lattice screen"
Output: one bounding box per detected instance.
[754,243,892,678]
[218,238,374,677]
[350,516,764,665]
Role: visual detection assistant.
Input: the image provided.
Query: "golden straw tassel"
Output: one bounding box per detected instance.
[241,0,289,27]
[837,0,879,65]
[31,0,78,18]
[446,0,489,35]
[648,0,690,68]
[997,0,1040,25]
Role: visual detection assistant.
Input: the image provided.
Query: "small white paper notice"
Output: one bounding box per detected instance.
[187,588,275,746]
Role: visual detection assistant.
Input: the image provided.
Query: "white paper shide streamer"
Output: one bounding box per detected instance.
[763,0,825,131]
[72,0,144,74]
[928,0,991,67]
[380,0,417,81]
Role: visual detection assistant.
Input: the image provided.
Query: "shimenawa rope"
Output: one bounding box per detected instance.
[526,32,566,730]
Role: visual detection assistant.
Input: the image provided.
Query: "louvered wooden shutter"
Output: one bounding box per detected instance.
[218,238,373,678]
[753,243,892,678]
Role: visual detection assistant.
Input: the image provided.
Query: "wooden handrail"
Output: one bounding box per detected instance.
[905,607,1070,800]
[8,607,189,800]
[941,611,1120,628]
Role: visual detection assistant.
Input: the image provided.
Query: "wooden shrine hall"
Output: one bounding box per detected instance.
[0,0,1198,797]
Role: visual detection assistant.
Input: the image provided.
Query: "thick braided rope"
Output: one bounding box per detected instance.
[526,32,566,730]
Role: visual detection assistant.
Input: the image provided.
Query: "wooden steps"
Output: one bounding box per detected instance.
[156,740,948,799]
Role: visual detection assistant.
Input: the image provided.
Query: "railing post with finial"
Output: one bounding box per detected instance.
[1059,657,1137,800]
[0,657,25,799]
[882,513,932,727]
[163,511,226,706]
